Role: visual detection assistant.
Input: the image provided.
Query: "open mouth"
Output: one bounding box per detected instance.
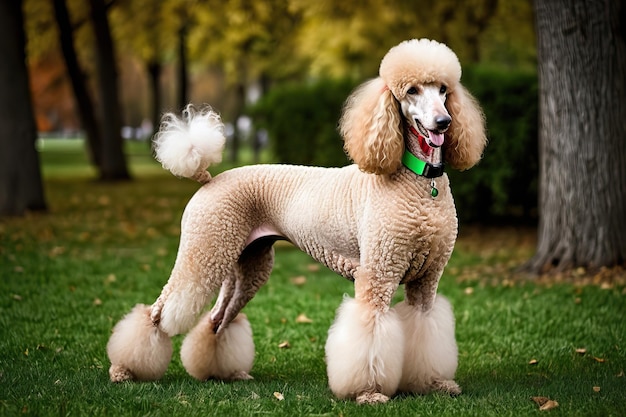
[414,119,445,148]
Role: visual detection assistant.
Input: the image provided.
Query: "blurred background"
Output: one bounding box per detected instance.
[24,0,537,223]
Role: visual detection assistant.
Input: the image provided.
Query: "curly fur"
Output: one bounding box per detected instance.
[153,104,225,183]
[106,38,487,403]
[340,78,404,175]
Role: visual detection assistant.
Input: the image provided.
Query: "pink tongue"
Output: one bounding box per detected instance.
[429,131,444,147]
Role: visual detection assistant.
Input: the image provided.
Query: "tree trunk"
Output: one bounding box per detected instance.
[147,59,162,139]
[177,23,188,110]
[0,0,46,215]
[230,82,246,163]
[465,0,499,62]
[526,0,626,273]
[52,0,103,168]
[90,0,130,180]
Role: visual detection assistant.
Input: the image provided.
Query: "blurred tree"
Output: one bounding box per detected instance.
[52,0,102,166]
[191,0,303,161]
[112,0,180,136]
[177,7,189,111]
[526,0,626,273]
[90,0,130,180]
[290,0,529,78]
[0,0,47,215]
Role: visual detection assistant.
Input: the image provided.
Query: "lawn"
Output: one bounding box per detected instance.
[1,140,624,416]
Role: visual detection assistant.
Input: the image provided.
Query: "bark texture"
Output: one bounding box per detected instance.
[0,0,47,216]
[528,0,626,272]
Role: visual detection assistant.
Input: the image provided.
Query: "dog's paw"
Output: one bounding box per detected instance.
[228,370,254,381]
[355,392,390,405]
[109,364,135,383]
[432,379,461,396]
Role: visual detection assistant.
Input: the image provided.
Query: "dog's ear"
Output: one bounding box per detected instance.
[340,78,404,175]
[444,85,487,170]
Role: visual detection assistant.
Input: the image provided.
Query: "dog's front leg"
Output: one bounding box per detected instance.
[325,267,404,404]
[395,274,460,396]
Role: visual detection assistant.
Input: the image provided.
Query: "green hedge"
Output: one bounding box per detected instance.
[250,68,538,223]
[249,78,356,167]
[449,66,539,223]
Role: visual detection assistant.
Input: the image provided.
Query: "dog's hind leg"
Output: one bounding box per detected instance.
[180,240,275,381]
[216,240,275,334]
[208,275,237,331]
[325,267,405,404]
[107,304,173,382]
[107,241,232,382]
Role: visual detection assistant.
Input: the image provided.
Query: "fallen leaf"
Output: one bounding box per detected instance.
[12,294,22,301]
[593,386,601,392]
[93,298,102,306]
[616,370,624,377]
[48,246,65,257]
[575,348,587,354]
[295,313,313,324]
[540,400,559,411]
[532,396,559,411]
[278,341,290,349]
[273,392,284,401]
[306,264,320,272]
[464,287,474,295]
[529,359,538,365]
[290,276,307,286]
[593,357,605,363]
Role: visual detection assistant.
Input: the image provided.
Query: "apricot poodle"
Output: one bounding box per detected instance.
[107,38,486,404]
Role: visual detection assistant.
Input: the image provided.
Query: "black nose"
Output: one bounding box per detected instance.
[435,115,451,130]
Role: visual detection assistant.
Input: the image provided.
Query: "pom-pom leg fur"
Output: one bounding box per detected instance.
[325,296,404,404]
[181,312,255,381]
[107,304,173,382]
[395,296,460,395]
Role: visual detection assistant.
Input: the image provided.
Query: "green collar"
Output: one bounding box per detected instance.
[401,151,445,179]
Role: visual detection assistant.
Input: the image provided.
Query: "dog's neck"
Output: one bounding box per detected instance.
[404,124,442,165]
[401,123,445,183]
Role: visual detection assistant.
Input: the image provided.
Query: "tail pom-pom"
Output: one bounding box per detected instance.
[153,104,226,181]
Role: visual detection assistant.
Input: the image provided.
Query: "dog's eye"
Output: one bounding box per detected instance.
[439,85,447,94]
[407,87,418,95]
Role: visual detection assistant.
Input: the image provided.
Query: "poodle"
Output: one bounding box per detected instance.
[106,38,486,404]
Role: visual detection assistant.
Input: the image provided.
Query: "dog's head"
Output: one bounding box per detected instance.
[341,39,487,175]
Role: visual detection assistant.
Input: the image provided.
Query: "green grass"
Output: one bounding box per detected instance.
[1,140,625,416]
